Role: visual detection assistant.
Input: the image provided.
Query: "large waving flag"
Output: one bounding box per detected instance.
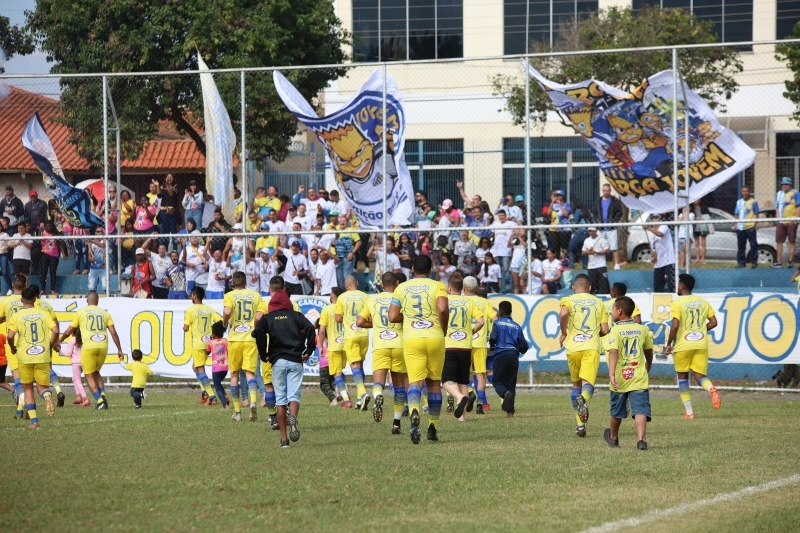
[198,54,236,222]
[274,70,414,227]
[21,113,104,229]
[526,61,756,213]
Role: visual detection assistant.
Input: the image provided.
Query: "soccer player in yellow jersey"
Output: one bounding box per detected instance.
[222,271,266,423]
[464,276,491,414]
[604,296,654,450]
[183,286,222,405]
[606,283,642,325]
[559,274,608,437]
[389,255,448,444]
[443,274,484,422]
[7,287,59,428]
[665,273,720,418]
[357,272,406,430]
[61,291,125,410]
[28,285,66,408]
[1,277,28,418]
[319,288,350,407]
[335,276,371,411]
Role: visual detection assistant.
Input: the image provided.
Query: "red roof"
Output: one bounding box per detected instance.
[0,86,210,173]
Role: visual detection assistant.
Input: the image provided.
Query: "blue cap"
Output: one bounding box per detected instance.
[781,177,792,185]
[556,189,566,196]
[515,195,524,202]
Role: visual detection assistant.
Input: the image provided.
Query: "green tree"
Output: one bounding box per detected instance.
[492,6,742,130]
[776,23,800,125]
[27,0,349,167]
[0,15,35,73]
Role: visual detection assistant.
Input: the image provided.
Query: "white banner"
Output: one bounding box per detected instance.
[6,292,795,380]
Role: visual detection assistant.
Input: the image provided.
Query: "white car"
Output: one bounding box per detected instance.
[626,207,791,265]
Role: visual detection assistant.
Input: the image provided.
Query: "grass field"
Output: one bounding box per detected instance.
[3,387,799,532]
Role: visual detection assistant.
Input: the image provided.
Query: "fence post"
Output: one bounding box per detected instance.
[382,63,387,272]
[524,55,532,294]
[672,48,680,292]
[102,75,110,297]
[240,70,248,268]
[566,150,572,206]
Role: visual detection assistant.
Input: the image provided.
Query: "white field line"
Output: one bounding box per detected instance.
[579,473,800,533]
[2,408,207,431]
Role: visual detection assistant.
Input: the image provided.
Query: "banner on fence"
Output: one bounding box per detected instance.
[273,69,414,228]
[526,61,756,213]
[6,292,795,380]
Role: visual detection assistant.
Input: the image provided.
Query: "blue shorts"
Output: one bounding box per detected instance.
[205,290,224,299]
[609,389,651,422]
[168,290,186,300]
[272,358,303,406]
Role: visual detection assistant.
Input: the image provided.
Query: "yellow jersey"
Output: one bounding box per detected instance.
[604,321,653,392]
[446,295,483,350]
[223,289,266,342]
[670,294,715,352]
[335,290,369,339]
[391,278,448,340]
[319,303,344,352]
[605,298,641,326]
[124,361,153,388]
[560,293,608,353]
[184,304,222,350]
[36,299,57,322]
[8,306,56,364]
[468,295,492,348]
[0,294,23,331]
[71,305,114,350]
[359,292,402,349]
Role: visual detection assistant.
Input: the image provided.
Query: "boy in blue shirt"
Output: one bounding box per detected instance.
[489,301,530,418]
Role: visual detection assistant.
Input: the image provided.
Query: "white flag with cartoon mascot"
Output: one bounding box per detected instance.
[526,60,756,213]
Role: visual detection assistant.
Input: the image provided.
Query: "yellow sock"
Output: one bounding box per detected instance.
[372,384,383,398]
[204,385,215,398]
[53,382,62,394]
[18,394,25,409]
[268,407,277,416]
[233,400,241,413]
[248,389,258,405]
[29,407,38,420]
[96,395,104,405]
[430,418,439,429]
[356,383,367,397]
[575,413,583,426]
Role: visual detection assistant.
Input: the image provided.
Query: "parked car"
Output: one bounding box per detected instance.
[626,207,796,264]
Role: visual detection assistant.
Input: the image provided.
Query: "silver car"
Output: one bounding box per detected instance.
[626,207,790,264]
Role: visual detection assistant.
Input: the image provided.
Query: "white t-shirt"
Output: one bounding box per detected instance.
[301,197,326,214]
[528,258,544,294]
[490,221,517,257]
[293,215,313,231]
[434,216,453,241]
[374,250,401,273]
[478,263,501,283]
[327,199,350,216]
[231,259,260,291]
[542,258,560,282]
[206,258,230,293]
[506,204,523,223]
[184,243,206,282]
[150,252,172,288]
[582,235,609,270]
[649,224,675,268]
[265,220,286,235]
[437,264,456,283]
[283,252,309,284]
[256,258,278,294]
[510,237,526,268]
[315,259,337,295]
[11,233,32,260]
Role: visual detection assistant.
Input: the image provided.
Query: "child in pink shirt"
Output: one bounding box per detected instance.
[60,329,90,406]
[206,321,229,409]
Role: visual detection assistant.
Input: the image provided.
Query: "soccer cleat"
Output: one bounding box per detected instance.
[476,404,485,415]
[372,394,383,423]
[45,395,55,416]
[232,412,242,422]
[200,392,209,405]
[56,392,65,408]
[637,440,648,450]
[287,414,300,442]
[466,390,476,413]
[341,401,353,409]
[483,403,490,412]
[454,396,469,419]
[426,423,438,442]
[249,404,258,422]
[402,405,409,417]
[72,397,83,405]
[102,395,110,408]
[409,409,421,445]
[29,422,40,429]
[391,422,402,435]
[279,440,290,448]
[269,414,279,430]
[447,395,455,413]
[336,394,343,402]
[501,391,514,413]
[135,405,141,409]
[710,387,721,409]
[359,393,371,412]
[576,425,587,438]
[208,397,218,406]
[96,401,108,411]
[603,428,619,448]
[576,395,589,424]
[683,413,695,420]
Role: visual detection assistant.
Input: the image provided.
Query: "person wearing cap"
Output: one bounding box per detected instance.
[593,183,624,270]
[0,186,24,228]
[23,190,47,233]
[644,213,675,293]
[182,180,204,229]
[734,185,759,269]
[130,247,155,298]
[582,227,610,294]
[548,189,572,256]
[774,176,800,268]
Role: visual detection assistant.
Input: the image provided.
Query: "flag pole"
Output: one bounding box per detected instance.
[382,64,388,279]
[103,75,110,298]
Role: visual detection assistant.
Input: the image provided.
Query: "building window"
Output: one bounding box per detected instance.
[776,132,800,190]
[406,139,464,207]
[352,0,463,62]
[632,0,753,45]
[777,0,800,39]
[504,0,598,54]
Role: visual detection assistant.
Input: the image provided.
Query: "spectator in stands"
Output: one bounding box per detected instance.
[201,194,217,228]
[475,237,491,267]
[278,195,291,222]
[252,186,271,223]
[121,220,135,270]
[568,199,590,269]
[130,247,155,298]
[0,217,12,293]
[165,251,187,299]
[455,180,482,212]
[181,233,206,295]
[593,184,623,270]
[397,232,416,279]
[508,228,528,294]
[454,230,477,276]
[143,237,172,299]
[437,252,456,284]
[182,180,203,230]
[283,241,309,296]
[477,252,500,293]
[333,215,361,288]
[223,223,254,266]
[414,190,428,221]
[547,189,572,256]
[260,185,281,215]
[298,186,326,214]
[87,226,107,294]
[1,186,24,228]
[490,209,517,293]
[8,222,32,283]
[645,213,675,293]
[293,203,313,231]
[24,190,47,233]
[119,190,135,228]
[735,185,759,269]
[582,227,610,295]
[133,195,157,235]
[25,220,42,277]
[204,207,232,255]
[156,174,180,249]
[233,186,243,223]
[541,248,562,295]
[691,199,710,265]
[314,249,336,296]
[326,190,349,218]
[440,199,462,227]
[775,177,800,269]
[39,221,66,296]
[498,194,523,225]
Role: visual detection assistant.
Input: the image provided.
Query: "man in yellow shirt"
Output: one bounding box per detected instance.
[60,291,125,410]
[7,287,59,428]
[28,285,66,408]
[319,288,349,407]
[223,271,266,422]
[559,274,608,437]
[665,274,720,418]
[389,255,449,444]
[357,272,406,430]
[464,276,491,414]
[1,276,28,418]
[335,275,370,410]
[183,286,222,405]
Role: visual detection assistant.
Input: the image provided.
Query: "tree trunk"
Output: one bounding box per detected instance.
[170,106,207,156]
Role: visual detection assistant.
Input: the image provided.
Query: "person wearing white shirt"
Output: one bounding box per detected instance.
[315,249,337,296]
[526,256,544,295]
[293,203,313,231]
[581,227,610,294]
[204,249,231,299]
[645,214,675,293]
[490,210,517,293]
[9,223,33,281]
[368,238,402,275]
[299,186,327,214]
[283,240,309,295]
[181,235,206,294]
[541,248,562,295]
[264,209,286,236]
[230,256,260,292]
[477,252,502,293]
[256,248,279,296]
[325,191,350,218]
[143,239,173,300]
